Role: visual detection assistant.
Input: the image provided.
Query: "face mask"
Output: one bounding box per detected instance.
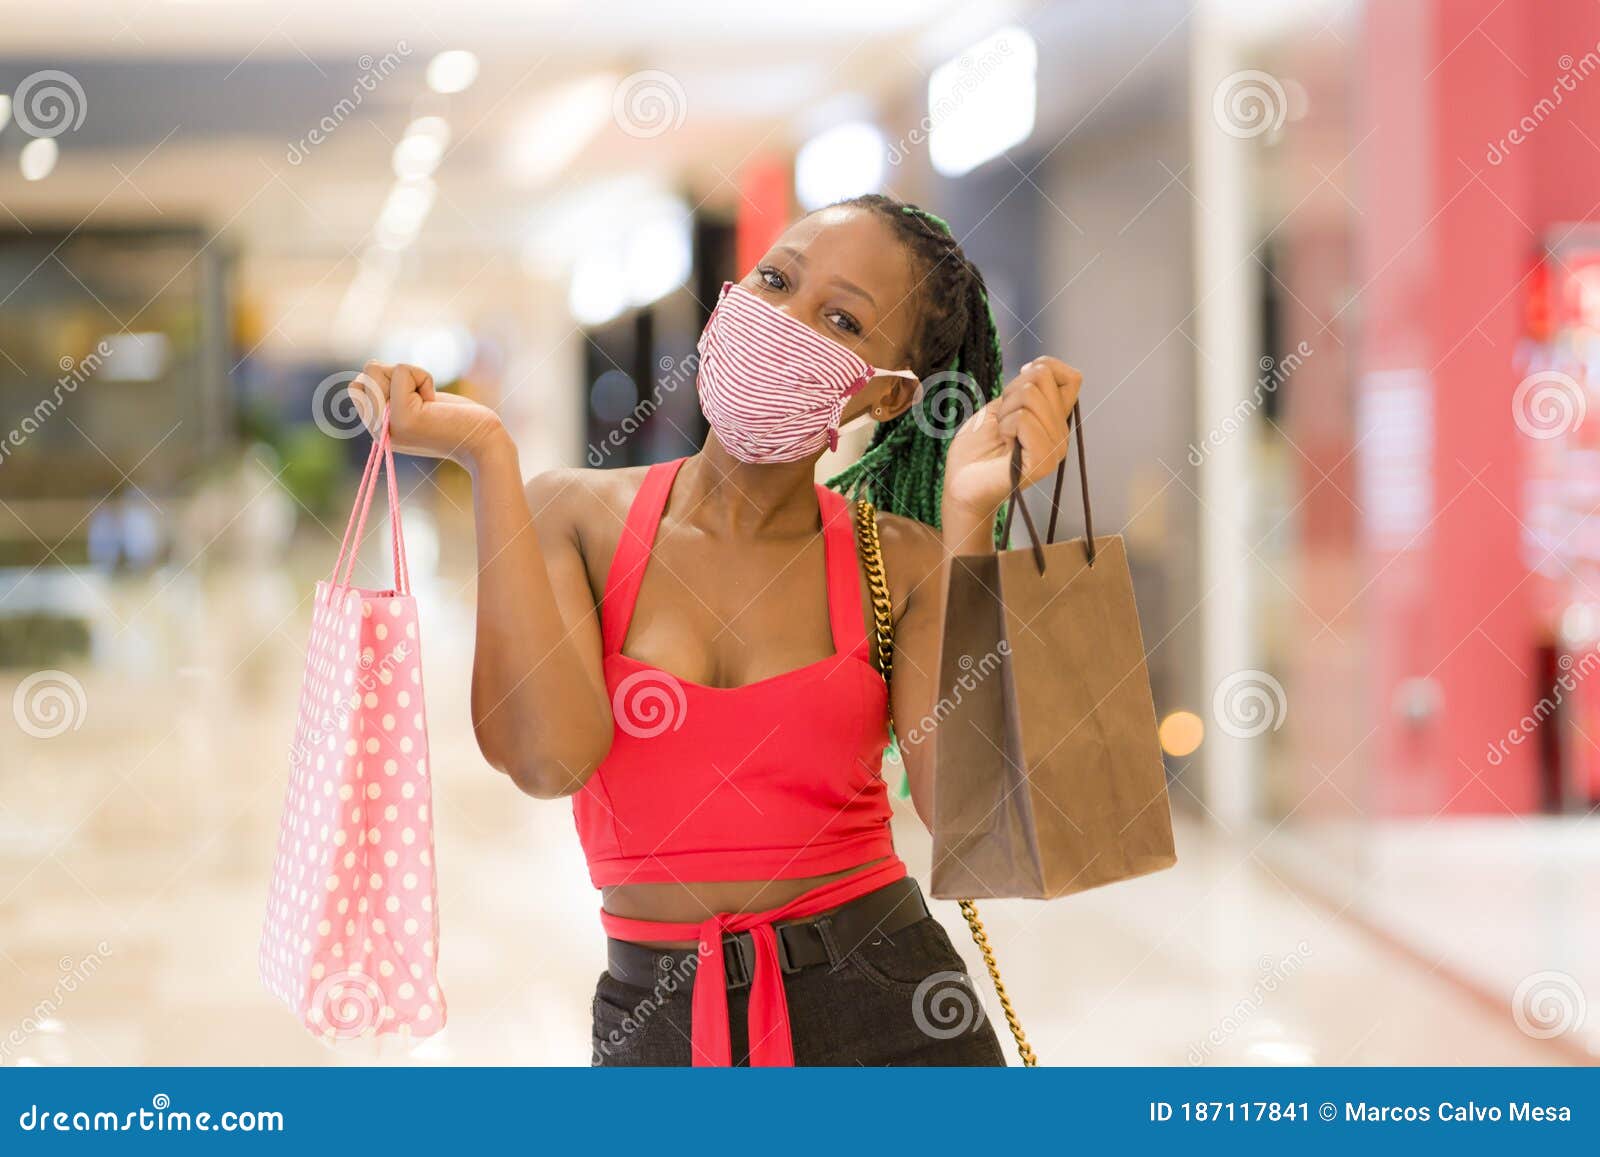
[695,282,919,464]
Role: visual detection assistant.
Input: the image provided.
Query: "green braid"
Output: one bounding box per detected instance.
[823,196,1009,546]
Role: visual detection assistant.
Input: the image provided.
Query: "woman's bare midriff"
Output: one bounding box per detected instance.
[601,857,890,949]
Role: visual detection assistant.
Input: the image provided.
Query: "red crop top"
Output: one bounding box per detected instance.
[571,456,899,889]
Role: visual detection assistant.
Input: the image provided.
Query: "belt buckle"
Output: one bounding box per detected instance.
[773,924,801,974]
[721,932,755,989]
[722,927,804,985]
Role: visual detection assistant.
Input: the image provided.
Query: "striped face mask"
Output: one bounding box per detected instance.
[696,281,919,464]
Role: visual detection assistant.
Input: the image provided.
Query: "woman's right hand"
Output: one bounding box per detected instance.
[354,361,508,465]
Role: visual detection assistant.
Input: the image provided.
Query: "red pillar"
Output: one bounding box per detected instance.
[734,157,792,279]
[1360,0,1539,813]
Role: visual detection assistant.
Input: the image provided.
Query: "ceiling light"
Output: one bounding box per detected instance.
[392,116,450,179]
[333,258,399,349]
[568,248,629,327]
[622,200,693,308]
[928,25,1037,178]
[376,325,475,384]
[20,137,57,181]
[502,73,616,187]
[564,192,693,326]
[427,50,479,95]
[795,121,886,210]
[375,178,436,249]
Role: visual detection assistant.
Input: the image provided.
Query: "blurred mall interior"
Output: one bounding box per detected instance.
[2,0,1599,1065]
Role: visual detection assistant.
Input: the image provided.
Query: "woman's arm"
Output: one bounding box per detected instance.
[467,442,614,798]
[878,515,964,829]
[357,362,612,799]
[885,355,1083,829]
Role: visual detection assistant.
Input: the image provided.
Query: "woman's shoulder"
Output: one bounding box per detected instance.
[866,508,945,601]
[871,508,940,552]
[524,464,651,529]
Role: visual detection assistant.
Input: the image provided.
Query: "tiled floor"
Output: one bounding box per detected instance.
[1259,818,1600,1062]
[0,562,1589,1066]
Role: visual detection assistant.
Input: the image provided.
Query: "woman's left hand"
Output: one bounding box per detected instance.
[942,356,1083,525]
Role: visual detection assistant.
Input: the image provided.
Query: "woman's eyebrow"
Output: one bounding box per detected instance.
[829,276,876,307]
[773,245,875,307]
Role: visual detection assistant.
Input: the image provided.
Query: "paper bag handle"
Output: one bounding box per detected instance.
[999,400,1094,574]
[327,417,411,601]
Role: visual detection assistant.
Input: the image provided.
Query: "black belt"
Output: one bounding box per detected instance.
[606,875,929,991]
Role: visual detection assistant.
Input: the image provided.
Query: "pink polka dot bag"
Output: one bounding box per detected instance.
[260,424,445,1041]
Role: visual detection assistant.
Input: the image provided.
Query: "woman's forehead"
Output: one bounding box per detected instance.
[775,207,916,301]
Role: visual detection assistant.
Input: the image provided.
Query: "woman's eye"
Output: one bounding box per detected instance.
[758,267,787,290]
[828,311,862,336]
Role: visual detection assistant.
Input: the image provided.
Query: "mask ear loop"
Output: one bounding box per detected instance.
[830,368,920,448]
[828,373,872,452]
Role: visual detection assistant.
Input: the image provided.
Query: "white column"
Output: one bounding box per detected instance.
[1189,4,1261,825]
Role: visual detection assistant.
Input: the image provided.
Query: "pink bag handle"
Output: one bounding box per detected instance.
[327,416,411,601]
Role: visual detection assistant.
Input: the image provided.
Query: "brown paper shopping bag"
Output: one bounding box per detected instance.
[930,405,1175,900]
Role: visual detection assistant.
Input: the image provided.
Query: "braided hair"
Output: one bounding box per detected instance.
[823,194,1007,543]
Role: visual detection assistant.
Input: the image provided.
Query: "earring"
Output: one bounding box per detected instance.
[872,406,886,418]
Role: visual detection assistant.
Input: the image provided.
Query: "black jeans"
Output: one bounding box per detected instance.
[591,913,1007,1066]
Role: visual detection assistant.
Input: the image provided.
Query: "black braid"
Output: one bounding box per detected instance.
[822,194,1008,544]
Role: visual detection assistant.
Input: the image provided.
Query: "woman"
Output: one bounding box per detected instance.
[357,194,1082,1066]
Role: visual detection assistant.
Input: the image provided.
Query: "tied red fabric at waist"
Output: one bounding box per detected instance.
[597,859,908,1066]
